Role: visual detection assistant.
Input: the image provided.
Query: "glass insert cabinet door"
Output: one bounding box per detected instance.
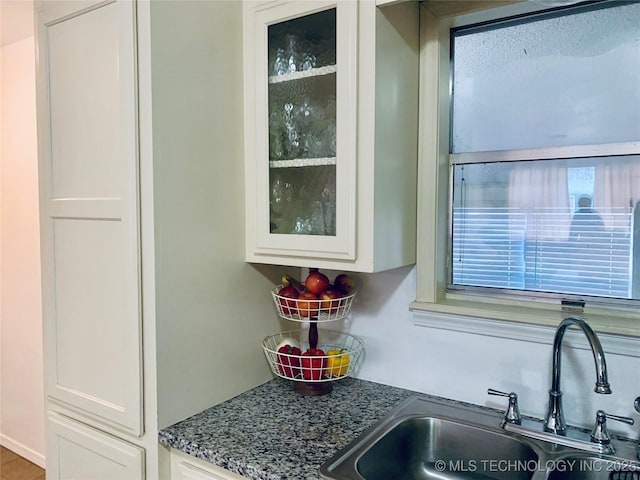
[248,1,357,261]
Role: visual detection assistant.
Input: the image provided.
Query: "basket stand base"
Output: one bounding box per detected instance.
[294,381,333,396]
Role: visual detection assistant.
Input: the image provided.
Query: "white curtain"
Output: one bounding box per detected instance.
[509,163,569,209]
[594,159,640,208]
[509,163,570,239]
[594,158,640,229]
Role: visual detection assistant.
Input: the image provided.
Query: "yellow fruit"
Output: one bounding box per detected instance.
[326,349,349,377]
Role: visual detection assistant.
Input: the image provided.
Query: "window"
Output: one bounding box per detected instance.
[414,0,640,335]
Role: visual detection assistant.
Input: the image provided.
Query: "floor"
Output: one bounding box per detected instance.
[1,447,44,480]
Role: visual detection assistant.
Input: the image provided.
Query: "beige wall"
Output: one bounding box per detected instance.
[149,0,294,429]
[0,33,45,466]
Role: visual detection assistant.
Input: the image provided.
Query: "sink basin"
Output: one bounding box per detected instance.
[546,456,640,480]
[320,395,541,480]
[320,395,640,480]
[356,416,538,480]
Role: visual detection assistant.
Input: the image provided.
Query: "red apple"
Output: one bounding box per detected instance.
[305,271,330,295]
[301,348,326,380]
[334,273,356,295]
[277,284,299,315]
[296,291,319,318]
[319,288,343,314]
[276,344,302,378]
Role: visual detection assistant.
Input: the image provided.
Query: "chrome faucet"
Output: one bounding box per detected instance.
[544,316,611,435]
[635,397,640,459]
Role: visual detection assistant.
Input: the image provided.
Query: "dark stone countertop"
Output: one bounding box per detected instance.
[158,377,417,480]
[160,377,640,480]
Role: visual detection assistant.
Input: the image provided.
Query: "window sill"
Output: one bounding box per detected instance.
[410,298,640,356]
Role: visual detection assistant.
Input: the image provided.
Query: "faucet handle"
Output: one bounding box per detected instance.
[635,397,640,460]
[591,410,635,448]
[488,388,521,425]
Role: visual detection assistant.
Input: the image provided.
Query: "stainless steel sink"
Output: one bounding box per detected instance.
[319,395,640,480]
[356,416,538,480]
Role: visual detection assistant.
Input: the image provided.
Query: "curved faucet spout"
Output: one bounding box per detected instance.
[544,316,611,435]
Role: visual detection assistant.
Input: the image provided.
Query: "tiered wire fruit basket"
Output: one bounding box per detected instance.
[264,281,363,395]
[263,329,364,382]
[271,286,357,322]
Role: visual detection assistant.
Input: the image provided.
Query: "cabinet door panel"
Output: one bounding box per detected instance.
[171,450,249,480]
[47,413,144,480]
[37,0,142,435]
[47,1,125,198]
[245,1,358,262]
[52,216,135,410]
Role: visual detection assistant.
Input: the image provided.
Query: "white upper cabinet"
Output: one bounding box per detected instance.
[244,1,419,272]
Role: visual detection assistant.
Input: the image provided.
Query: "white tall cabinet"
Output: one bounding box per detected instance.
[37,0,142,436]
[36,1,288,478]
[37,1,146,477]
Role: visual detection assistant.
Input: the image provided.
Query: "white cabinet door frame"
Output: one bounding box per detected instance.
[244,0,358,262]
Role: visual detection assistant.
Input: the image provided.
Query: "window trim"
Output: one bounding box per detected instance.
[450,142,640,165]
[412,1,640,338]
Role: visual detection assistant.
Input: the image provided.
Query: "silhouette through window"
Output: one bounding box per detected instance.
[569,195,605,240]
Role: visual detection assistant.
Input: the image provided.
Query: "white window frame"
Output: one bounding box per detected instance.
[411,1,640,338]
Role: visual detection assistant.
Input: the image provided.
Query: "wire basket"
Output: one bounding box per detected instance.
[262,329,364,383]
[271,286,357,322]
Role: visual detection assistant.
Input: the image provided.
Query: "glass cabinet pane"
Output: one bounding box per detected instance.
[267,8,337,236]
[268,9,336,75]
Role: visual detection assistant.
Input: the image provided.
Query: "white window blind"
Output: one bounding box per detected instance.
[452,208,634,298]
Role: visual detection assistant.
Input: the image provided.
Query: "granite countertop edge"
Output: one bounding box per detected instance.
[158,377,503,480]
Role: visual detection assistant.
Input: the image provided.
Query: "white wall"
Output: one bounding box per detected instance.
[0,33,46,466]
[342,265,640,438]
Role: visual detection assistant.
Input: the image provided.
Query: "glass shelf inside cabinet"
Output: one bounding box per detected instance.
[268,65,337,85]
[267,8,337,238]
